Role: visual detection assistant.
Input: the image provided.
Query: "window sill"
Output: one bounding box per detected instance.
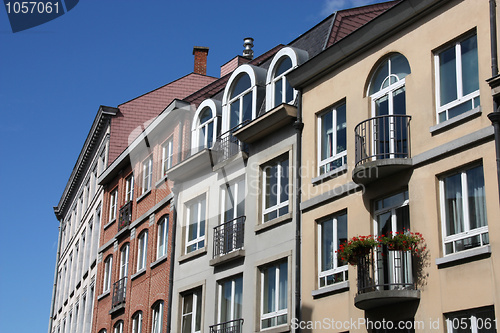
[258,323,291,333]
[136,189,151,204]
[436,245,491,268]
[312,281,349,299]
[209,249,245,266]
[179,247,207,263]
[311,164,348,186]
[430,106,481,135]
[131,268,147,281]
[255,212,292,233]
[97,290,110,301]
[103,218,116,230]
[150,255,168,269]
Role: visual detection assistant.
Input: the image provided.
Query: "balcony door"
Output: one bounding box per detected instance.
[217,276,243,331]
[219,180,245,255]
[369,54,410,160]
[374,191,412,290]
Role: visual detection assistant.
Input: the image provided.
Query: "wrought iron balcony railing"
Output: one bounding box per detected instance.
[112,277,127,308]
[355,114,411,166]
[209,319,244,333]
[356,247,415,294]
[118,201,133,232]
[212,127,249,165]
[213,216,245,258]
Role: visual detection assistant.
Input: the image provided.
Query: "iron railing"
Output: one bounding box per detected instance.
[357,246,415,294]
[212,126,249,164]
[112,277,127,307]
[118,201,133,231]
[209,319,244,333]
[355,114,411,166]
[213,216,245,258]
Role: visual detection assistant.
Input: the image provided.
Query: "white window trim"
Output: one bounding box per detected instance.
[317,214,348,288]
[317,103,347,175]
[152,302,163,333]
[120,244,129,279]
[162,139,173,176]
[157,217,169,259]
[109,189,118,221]
[185,197,206,254]
[262,158,289,224]
[217,276,242,324]
[181,290,201,333]
[260,261,288,330]
[137,231,148,271]
[125,175,134,202]
[434,34,480,123]
[191,99,221,153]
[103,256,112,293]
[113,321,123,333]
[132,312,143,333]
[142,158,153,195]
[439,167,488,255]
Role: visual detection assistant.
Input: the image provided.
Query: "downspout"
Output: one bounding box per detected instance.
[488,0,500,207]
[293,90,304,332]
[48,217,63,333]
[166,194,177,333]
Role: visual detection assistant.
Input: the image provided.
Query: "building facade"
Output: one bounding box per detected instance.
[288,0,500,331]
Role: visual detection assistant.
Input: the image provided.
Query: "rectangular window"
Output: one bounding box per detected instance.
[186,196,206,254]
[440,165,488,255]
[109,189,118,221]
[162,139,173,176]
[125,175,134,202]
[318,212,348,288]
[446,307,496,333]
[318,103,347,175]
[217,275,243,324]
[260,260,288,330]
[142,157,153,194]
[137,231,148,271]
[103,256,112,293]
[120,244,129,278]
[262,157,289,223]
[181,288,202,333]
[435,34,480,122]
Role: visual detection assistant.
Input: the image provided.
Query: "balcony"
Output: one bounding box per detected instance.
[353,115,412,184]
[354,247,420,311]
[210,216,245,266]
[212,128,248,166]
[209,319,244,333]
[111,277,126,311]
[118,201,133,232]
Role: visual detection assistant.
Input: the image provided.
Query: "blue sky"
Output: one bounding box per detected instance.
[0,1,377,332]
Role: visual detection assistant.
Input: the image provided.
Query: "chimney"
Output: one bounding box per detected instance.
[193,46,209,75]
[243,37,254,60]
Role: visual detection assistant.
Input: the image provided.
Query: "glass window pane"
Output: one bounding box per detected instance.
[444,173,464,236]
[234,277,243,319]
[275,57,292,76]
[200,107,212,124]
[263,266,276,313]
[370,61,389,94]
[336,104,347,153]
[231,74,251,99]
[278,262,287,310]
[285,80,293,104]
[200,199,206,237]
[337,214,348,268]
[449,100,473,119]
[242,92,253,124]
[195,292,202,331]
[439,46,458,106]
[207,122,214,148]
[321,111,333,160]
[280,160,289,204]
[391,54,411,80]
[467,166,487,229]
[230,99,240,130]
[461,35,479,96]
[274,79,283,107]
[321,219,333,271]
[265,166,278,209]
[237,181,245,218]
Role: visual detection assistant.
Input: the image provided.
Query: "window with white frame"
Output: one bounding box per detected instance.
[445,306,496,333]
[141,157,153,195]
[109,189,118,221]
[440,165,488,255]
[103,255,112,293]
[162,139,173,177]
[185,196,206,254]
[217,275,243,325]
[318,212,348,288]
[228,73,253,130]
[271,56,294,107]
[181,288,202,333]
[120,243,129,279]
[152,301,164,333]
[262,156,289,223]
[435,34,479,123]
[157,216,169,259]
[125,175,134,202]
[318,102,347,175]
[113,321,123,333]
[197,107,216,149]
[132,311,143,333]
[222,179,245,223]
[137,230,148,271]
[260,260,288,329]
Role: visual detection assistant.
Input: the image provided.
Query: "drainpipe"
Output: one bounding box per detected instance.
[488,0,500,207]
[166,195,177,333]
[293,90,304,331]
[48,217,63,333]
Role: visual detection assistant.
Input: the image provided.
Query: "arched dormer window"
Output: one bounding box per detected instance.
[192,99,221,153]
[265,47,309,111]
[367,53,411,159]
[222,64,266,132]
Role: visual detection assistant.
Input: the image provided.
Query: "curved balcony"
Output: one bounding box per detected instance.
[353,115,412,184]
[354,248,420,311]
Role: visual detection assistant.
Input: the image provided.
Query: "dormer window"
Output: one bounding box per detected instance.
[272,57,293,107]
[229,73,252,130]
[192,99,221,153]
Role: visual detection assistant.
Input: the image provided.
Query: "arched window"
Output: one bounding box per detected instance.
[229,73,252,130]
[265,47,309,111]
[151,301,164,333]
[103,255,112,293]
[119,243,129,279]
[192,99,221,153]
[113,321,123,333]
[98,329,107,333]
[136,230,148,271]
[368,53,411,159]
[157,216,169,259]
[132,311,143,333]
